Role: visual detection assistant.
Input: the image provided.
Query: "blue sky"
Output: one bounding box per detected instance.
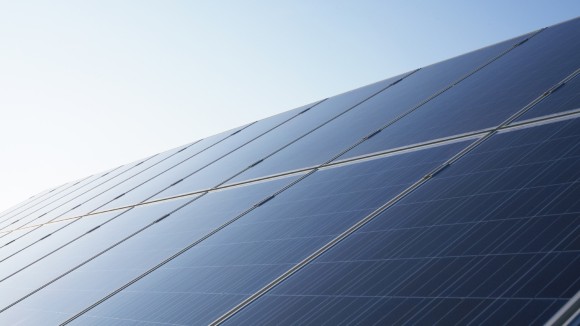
[1,1,579,210]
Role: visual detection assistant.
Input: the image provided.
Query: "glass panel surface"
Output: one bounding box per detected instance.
[0,181,73,224]
[341,18,580,160]
[94,103,313,210]
[104,75,408,204]
[0,125,242,238]
[514,74,580,122]
[0,211,120,281]
[0,197,194,311]
[226,33,530,184]
[0,172,110,233]
[57,141,469,326]
[225,117,580,326]
[0,176,298,324]
[0,144,193,253]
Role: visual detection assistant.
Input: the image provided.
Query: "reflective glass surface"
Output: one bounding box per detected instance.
[226,33,530,184]
[0,125,243,238]
[95,103,312,209]
[342,17,580,160]
[226,118,580,325]
[0,176,297,324]
[0,171,110,233]
[0,145,192,256]
[0,198,193,311]
[0,181,74,224]
[514,74,580,122]
[63,141,469,326]
[143,74,410,201]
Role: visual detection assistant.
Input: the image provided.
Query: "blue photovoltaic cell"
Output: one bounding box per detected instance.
[0,144,196,260]
[0,176,298,325]
[144,74,409,201]
[61,141,470,326]
[0,197,194,312]
[0,125,241,238]
[224,33,530,185]
[39,124,249,220]
[0,169,114,233]
[225,117,580,326]
[0,181,73,225]
[514,74,580,122]
[340,17,580,160]
[0,211,120,282]
[93,103,313,209]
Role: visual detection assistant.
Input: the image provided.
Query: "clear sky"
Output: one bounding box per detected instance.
[0,1,579,212]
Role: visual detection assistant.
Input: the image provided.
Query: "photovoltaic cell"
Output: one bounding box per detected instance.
[0,16,578,326]
[224,117,580,325]
[94,102,315,209]
[224,33,531,185]
[62,140,471,326]
[0,197,193,311]
[0,169,114,233]
[0,211,121,281]
[514,73,580,123]
[340,17,580,160]
[0,124,244,240]
[0,181,73,224]
[145,73,410,201]
[0,176,297,324]
[0,144,199,262]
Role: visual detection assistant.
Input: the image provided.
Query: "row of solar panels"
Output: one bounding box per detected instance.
[0,17,579,325]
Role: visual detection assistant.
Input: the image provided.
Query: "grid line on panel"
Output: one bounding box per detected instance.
[0,181,76,224]
[58,169,320,325]
[0,73,417,235]
[0,156,170,260]
[0,129,264,280]
[0,101,325,285]
[208,59,579,325]
[203,70,420,186]
[0,164,130,236]
[0,173,113,231]
[0,126,250,253]
[0,97,354,314]
[316,28,546,169]
[2,108,580,236]
[0,195,200,315]
[110,99,326,208]
[0,172,103,220]
[56,134,474,324]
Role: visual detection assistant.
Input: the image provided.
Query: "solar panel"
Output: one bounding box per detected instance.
[55,141,470,325]
[341,17,580,160]
[223,117,580,325]
[224,33,532,185]
[1,16,579,326]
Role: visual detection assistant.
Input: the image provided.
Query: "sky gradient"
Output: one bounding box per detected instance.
[1,1,579,211]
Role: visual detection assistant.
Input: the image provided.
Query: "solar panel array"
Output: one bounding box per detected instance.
[1,17,579,325]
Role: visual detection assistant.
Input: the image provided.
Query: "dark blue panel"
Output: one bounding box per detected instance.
[225,34,529,185]
[144,74,409,201]
[515,74,580,122]
[341,17,580,160]
[225,117,580,325]
[0,176,298,324]
[56,141,470,326]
